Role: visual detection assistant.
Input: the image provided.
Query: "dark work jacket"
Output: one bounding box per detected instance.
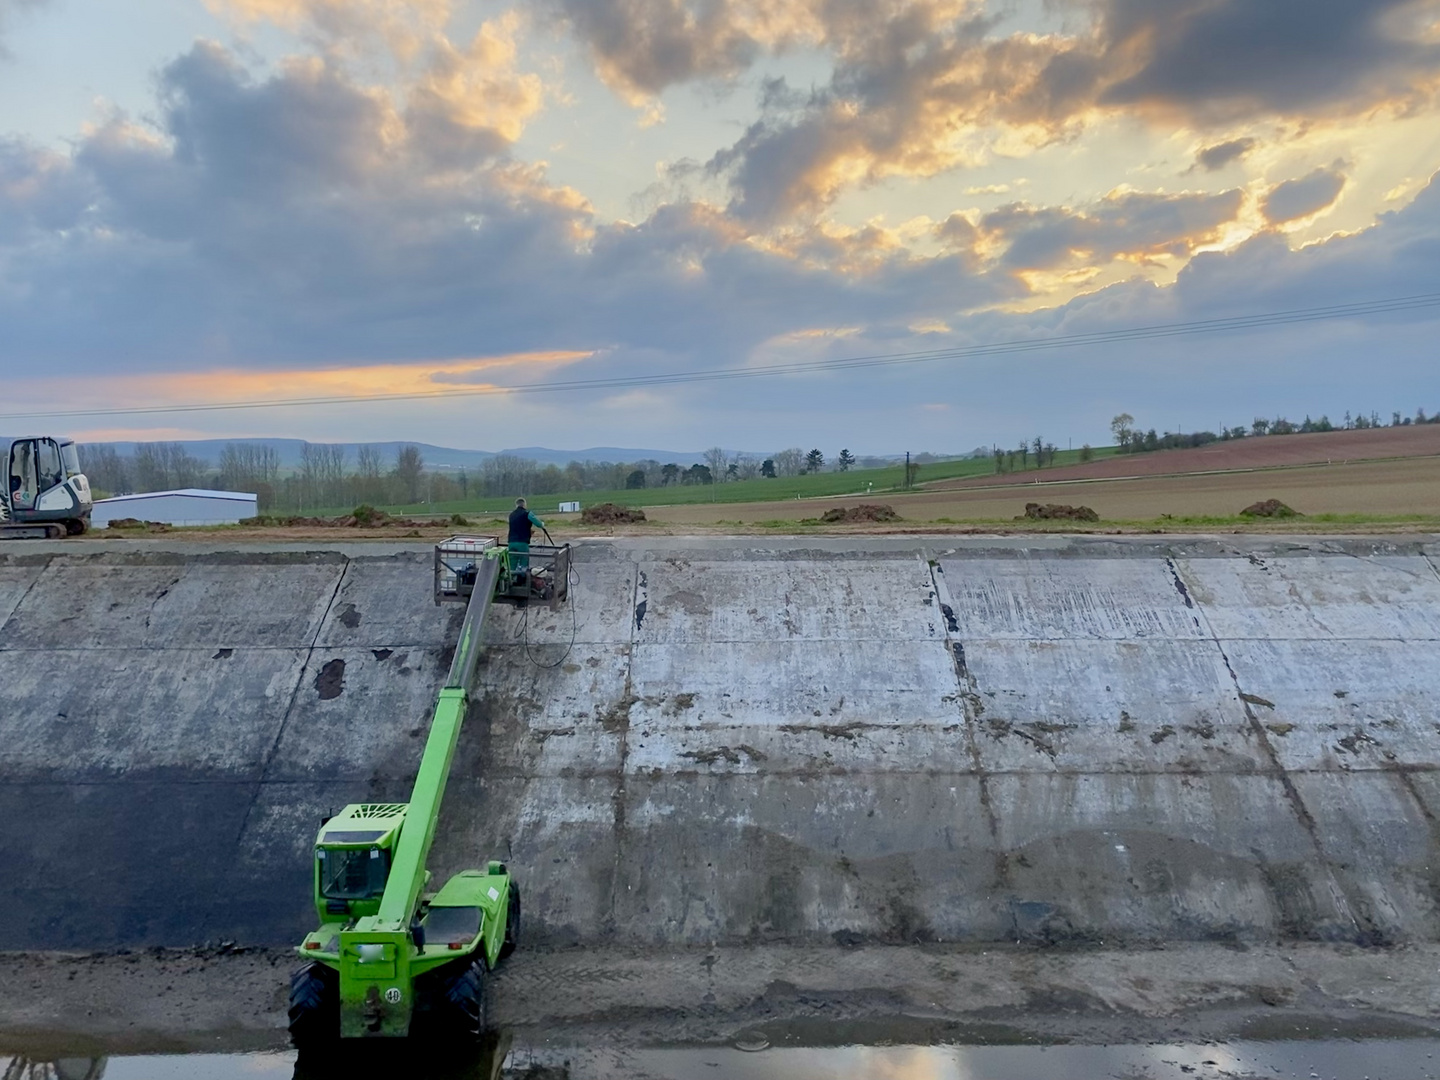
[508,506,535,544]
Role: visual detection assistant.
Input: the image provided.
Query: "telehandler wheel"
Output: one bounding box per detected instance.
[288,962,338,1047]
[433,956,486,1040]
[499,882,520,960]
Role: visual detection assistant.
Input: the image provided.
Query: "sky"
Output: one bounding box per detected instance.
[1,0,1439,456]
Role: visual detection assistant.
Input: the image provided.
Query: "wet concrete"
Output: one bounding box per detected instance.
[2,536,1440,954]
[7,1035,1440,1080]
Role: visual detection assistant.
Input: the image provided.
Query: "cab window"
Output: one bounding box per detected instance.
[60,442,81,477]
[318,846,390,900]
[9,442,37,508]
[37,440,63,490]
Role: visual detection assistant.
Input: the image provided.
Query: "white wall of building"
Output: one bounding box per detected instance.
[91,489,258,527]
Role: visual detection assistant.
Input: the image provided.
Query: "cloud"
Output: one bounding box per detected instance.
[404,14,546,167]
[1091,0,1440,121]
[1262,165,1347,225]
[548,0,819,105]
[605,0,1440,222]
[0,41,1015,392]
[706,6,1067,221]
[206,0,455,65]
[980,188,1245,271]
[0,138,94,241]
[1192,137,1256,172]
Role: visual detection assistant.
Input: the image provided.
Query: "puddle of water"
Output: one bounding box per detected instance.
[5,1039,1440,1080]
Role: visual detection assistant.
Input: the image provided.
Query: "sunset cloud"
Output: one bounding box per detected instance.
[1262,165,1348,225]
[1192,137,1257,172]
[981,188,1245,271]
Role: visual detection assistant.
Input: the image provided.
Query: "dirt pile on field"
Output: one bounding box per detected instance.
[239,506,436,528]
[104,518,172,532]
[1018,502,1100,522]
[819,504,901,523]
[1240,499,1303,518]
[581,503,647,524]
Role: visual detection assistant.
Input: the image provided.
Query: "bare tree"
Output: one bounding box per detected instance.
[394,445,424,503]
[703,446,730,481]
[79,445,131,495]
[772,447,805,477]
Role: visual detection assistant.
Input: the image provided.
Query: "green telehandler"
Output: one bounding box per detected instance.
[288,537,570,1044]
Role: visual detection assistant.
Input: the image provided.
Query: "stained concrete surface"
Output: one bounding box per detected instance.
[2,536,1440,954]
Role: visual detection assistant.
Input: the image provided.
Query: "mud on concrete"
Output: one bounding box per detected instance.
[4,942,1440,1055]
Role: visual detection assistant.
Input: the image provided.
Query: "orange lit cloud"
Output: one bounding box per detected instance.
[17,352,592,415]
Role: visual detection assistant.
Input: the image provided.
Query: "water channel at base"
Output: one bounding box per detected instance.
[5,1038,1440,1080]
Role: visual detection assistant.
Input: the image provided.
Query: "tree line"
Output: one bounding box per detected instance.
[1108,405,1440,455]
[77,441,907,510]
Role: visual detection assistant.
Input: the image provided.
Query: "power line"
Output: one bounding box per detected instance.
[5,291,1438,421]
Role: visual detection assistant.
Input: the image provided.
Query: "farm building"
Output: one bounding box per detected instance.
[90,488,258,527]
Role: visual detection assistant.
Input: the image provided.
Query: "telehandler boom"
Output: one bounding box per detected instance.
[289,536,569,1044]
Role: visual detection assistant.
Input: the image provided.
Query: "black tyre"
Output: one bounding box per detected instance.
[430,957,486,1040]
[64,518,88,536]
[499,882,520,961]
[288,962,338,1048]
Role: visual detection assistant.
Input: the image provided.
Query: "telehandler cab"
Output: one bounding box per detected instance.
[289,536,571,1044]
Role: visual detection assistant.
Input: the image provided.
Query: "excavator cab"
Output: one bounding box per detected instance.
[1,435,92,538]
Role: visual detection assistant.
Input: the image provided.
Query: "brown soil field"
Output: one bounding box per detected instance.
[649,456,1440,526]
[933,423,1440,491]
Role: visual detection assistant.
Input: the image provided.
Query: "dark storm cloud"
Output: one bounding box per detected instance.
[1261,165,1348,225]
[0,41,1014,381]
[1193,138,1256,172]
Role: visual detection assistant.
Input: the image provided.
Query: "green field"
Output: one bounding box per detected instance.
[310,446,1120,518]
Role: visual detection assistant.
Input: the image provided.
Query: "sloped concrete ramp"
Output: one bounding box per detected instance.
[2,537,1438,952]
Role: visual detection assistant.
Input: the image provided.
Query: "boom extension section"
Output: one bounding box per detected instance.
[291,537,556,1044]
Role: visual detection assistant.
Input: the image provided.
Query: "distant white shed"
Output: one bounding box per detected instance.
[91,488,258,527]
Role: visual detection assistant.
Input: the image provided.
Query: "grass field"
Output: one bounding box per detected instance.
[311,446,1120,518]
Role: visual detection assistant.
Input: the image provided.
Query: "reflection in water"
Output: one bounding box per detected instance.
[293,1031,516,1080]
[2,1061,105,1080]
[6,1036,1440,1079]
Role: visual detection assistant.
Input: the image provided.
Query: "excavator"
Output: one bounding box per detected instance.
[0,435,92,538]
[288,536,570,1044]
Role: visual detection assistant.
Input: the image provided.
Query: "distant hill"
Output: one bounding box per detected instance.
[81,439,717,470]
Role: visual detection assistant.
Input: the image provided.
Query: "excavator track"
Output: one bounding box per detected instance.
[0,524,65,540]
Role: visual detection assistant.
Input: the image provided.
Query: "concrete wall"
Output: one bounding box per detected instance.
[2,537,1439,952]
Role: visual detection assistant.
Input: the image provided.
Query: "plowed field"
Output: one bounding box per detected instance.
[931,424,1440,491]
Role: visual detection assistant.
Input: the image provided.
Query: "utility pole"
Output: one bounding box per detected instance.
[904,451,910,491]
